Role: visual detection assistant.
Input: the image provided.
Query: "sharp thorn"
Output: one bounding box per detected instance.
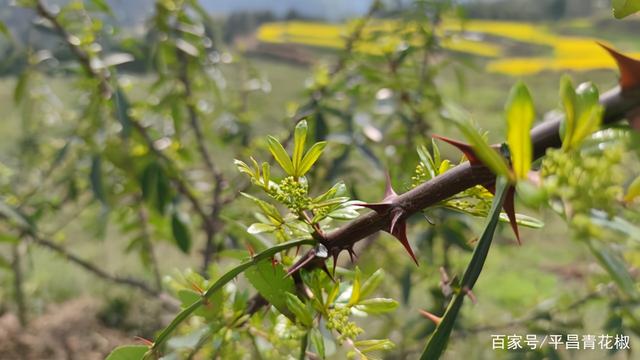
[320,262,335,282]
[389,219,419,266]
[285,250,316,278]
[503,186,521,245]
[422,212,435,225]
[463,286,477,304]
[332,252,339,275]
[418,309,442,325]
[598,42,640,91]
[383,171,398,199]
[347,246,357,263]
[432,134,481,165]
[356,201,393,213]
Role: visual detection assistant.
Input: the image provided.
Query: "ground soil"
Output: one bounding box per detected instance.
[0,298,132,360]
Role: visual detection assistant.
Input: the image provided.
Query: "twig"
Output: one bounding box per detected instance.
[11,242,27,326]
[31,234,159,297]
[138,206,163,292]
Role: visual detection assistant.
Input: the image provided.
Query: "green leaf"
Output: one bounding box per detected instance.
[247,223,277,234]
[624,174,640,202]
[153,239,315,349]
[235,159,255,178]
[348,267,362,306]
[505,82,534,179]
[90,155,107,205]
[417,144,437,178]
[267,136,295,175]
[176,39,199,57]
[0,200,30,229]
[113,87,132,137]
[326,280,340,306]
[171,212,191,253]
[445,104,510,179]
[298,142,327,177]
[421,177,509,360]
[354,298,399,314]
[360,269,385,299]
[456,121,511,179]
[500,213,544,229]
[245,260,296,316]
[613,0,640,18]
[105,345,148,360]
[14,71,29,104]
[326,207,361,221]
[355,339,396,353]
[293,120,308,174]
[560,75,576,150]
[310,328,326,359]
[90,0,113,14]
[588,239,638,298]
[571,83,603,148]
[299,331,310,360]
[140,162,171,214]
[241,193,284,224]
[285,292,313,327]
[262,162,270,189]
[176,289,222,319]
[462,176,509,288]
[590,211,640,243]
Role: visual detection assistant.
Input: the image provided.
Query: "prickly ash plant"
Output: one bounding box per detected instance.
[107,46,640,360]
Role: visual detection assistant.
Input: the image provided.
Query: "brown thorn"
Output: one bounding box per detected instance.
[418,309,442,325]
[347,246,357,263]
[356,202,393,213]
[503,186,521,245]
[462,286,477,304]
[331,251,339,275]
[598,42,640,91]
[388,218,419,266]
[432,134,481,165]
[320,262,335,282]
[285,250,316,278]
[383,171,398,199]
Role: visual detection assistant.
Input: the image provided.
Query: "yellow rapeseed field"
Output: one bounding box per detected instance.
[256,19,640,76]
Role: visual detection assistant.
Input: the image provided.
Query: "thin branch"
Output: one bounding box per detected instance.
[138,206,163,292]
[11,242,27,326]
[30,234,159,297]
[176,49,220,184]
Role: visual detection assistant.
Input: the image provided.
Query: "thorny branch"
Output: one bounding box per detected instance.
[304,85,640,268]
